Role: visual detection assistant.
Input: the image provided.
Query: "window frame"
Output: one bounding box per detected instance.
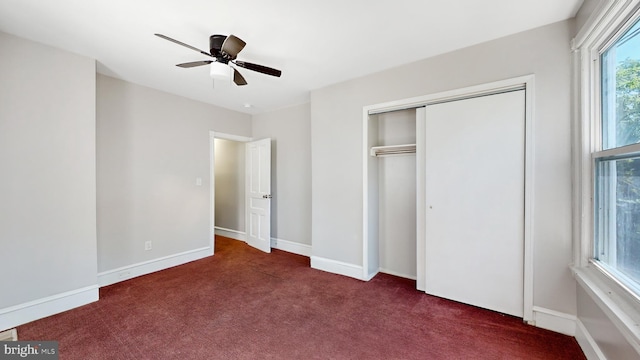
[586,2,640,294]
[573,0,640,349]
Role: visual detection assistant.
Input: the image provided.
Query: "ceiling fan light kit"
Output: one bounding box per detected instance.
[155,33,281,87]
[209,62,231,82]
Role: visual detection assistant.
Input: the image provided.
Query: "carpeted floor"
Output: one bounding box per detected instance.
[17,236,586,359]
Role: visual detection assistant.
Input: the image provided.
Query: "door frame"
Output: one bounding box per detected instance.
[361,75,535,323]
[209,131,253,255]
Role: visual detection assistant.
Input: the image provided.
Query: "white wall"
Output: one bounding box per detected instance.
[376,110,417,279]
[311,20,576,316]
[252,103,312,246]
[97,74,251,273]
[214,138,245,232]
[0,32,98,324]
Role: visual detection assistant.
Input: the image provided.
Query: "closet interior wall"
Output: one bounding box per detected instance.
[374,109,417,279]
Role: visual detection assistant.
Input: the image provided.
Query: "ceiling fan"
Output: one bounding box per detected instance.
[155,33,282,86]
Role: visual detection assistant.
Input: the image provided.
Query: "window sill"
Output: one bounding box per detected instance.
[572,265,640,353]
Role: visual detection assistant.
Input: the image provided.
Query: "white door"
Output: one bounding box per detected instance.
[423,90,525,317]
[245,138,272,253]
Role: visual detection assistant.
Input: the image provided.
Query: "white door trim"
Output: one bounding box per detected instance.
[361,74,535,322]
[209,131,252,255]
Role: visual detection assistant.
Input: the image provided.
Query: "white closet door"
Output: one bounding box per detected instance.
[424,90,525,317]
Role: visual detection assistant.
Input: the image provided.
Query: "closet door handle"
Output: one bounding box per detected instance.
[262,194,272,199]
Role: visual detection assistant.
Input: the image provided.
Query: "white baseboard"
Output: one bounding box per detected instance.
[311,256,364,280]
[0,285,98,332]
[214,227,246,242]
[271,237,312,257]
[532,306,577,336]
[575,319,607,360]
[98,246,211,287]
[365,270,378,281]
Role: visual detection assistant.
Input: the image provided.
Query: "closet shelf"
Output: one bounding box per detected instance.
[370,144,416,157]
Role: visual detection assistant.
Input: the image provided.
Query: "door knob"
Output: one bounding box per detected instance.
[262,194,272,199]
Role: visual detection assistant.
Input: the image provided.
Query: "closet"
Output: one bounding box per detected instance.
[365,84,528,318]
[368,109,417,280]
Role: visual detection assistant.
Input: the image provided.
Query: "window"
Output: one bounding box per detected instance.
[594,16,640,295]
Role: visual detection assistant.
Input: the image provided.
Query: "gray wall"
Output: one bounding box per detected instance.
[252,103,312,245]
[97,74,251,272]
[0,32,97,308]
[214,138,245,232]
[310,20,576,315]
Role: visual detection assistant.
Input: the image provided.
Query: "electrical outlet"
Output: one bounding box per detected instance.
[145,241,152,251]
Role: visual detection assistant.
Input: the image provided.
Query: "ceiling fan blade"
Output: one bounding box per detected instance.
[233,68,248,86]
[176,61,213,68]
[234,61,282,77]
[155,33,214,58]
[221,35,246,59]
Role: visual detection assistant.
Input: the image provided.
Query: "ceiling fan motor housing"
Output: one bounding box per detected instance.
[209,34,227,61]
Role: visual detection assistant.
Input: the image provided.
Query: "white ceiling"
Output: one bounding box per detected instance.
[0,0,583,114]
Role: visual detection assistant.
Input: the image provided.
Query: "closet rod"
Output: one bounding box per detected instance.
[370,144,416,157]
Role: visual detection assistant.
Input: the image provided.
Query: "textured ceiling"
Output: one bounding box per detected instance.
[0,0,583,114]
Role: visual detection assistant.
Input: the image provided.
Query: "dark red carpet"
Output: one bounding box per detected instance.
[17,236,585,359]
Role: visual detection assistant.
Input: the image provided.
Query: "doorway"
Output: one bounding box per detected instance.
[210,132,251,254]
[209,132,273,254]
[213,137,247,242]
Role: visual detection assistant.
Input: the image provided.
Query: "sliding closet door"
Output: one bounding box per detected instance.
[424,90,525,317]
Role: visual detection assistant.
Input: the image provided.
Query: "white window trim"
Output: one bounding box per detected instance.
[572,0,640,352]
